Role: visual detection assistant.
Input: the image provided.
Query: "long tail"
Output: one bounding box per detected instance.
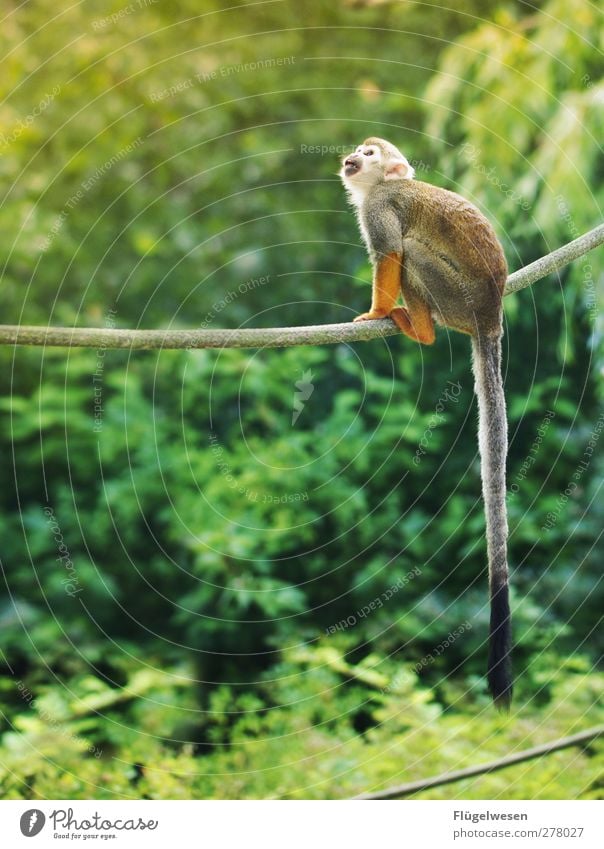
[471,332,512,709]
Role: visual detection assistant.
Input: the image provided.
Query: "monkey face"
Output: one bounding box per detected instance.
[340,143,382,184]
[340,138,414,194]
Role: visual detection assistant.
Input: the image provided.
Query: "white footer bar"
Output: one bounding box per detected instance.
[0,799,601,848]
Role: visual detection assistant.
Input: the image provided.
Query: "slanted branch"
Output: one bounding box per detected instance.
[1,224,602,350]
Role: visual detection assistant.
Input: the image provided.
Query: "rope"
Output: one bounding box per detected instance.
[0,223,602,350]
[355,725,604,800]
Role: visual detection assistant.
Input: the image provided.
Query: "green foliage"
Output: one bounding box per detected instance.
[1,644,602,799]
[0,0,602,800]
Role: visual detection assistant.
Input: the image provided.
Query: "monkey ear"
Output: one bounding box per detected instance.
[385,157,415,181]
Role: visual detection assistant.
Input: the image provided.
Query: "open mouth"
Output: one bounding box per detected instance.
[344,158,361,176]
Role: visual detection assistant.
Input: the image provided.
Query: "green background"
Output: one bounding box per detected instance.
[0,0,602,799]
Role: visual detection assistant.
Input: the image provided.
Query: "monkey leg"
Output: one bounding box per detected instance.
[353,252,401,321]
[391,284,435,344]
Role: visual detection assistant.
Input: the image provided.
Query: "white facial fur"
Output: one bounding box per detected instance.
[340,139,415,205]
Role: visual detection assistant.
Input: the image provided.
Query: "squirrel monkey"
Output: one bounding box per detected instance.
[340,137,511,708]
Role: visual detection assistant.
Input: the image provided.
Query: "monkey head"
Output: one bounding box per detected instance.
[340,137,415,198]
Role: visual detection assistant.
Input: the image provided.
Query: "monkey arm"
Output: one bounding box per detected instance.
[354,199,407,321]
[354,251,402,321]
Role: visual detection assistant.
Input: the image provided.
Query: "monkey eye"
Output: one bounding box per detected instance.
[364,149,375,156]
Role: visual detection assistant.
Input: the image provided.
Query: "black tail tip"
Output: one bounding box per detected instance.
[488,660,513,710]
[491,687,513,712]
[488,665,513,710]
[488,585,512,709]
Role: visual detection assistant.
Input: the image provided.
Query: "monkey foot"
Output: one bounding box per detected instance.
[353,311,389,322]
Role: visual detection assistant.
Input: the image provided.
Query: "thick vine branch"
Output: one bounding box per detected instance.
[1,223,602,350]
